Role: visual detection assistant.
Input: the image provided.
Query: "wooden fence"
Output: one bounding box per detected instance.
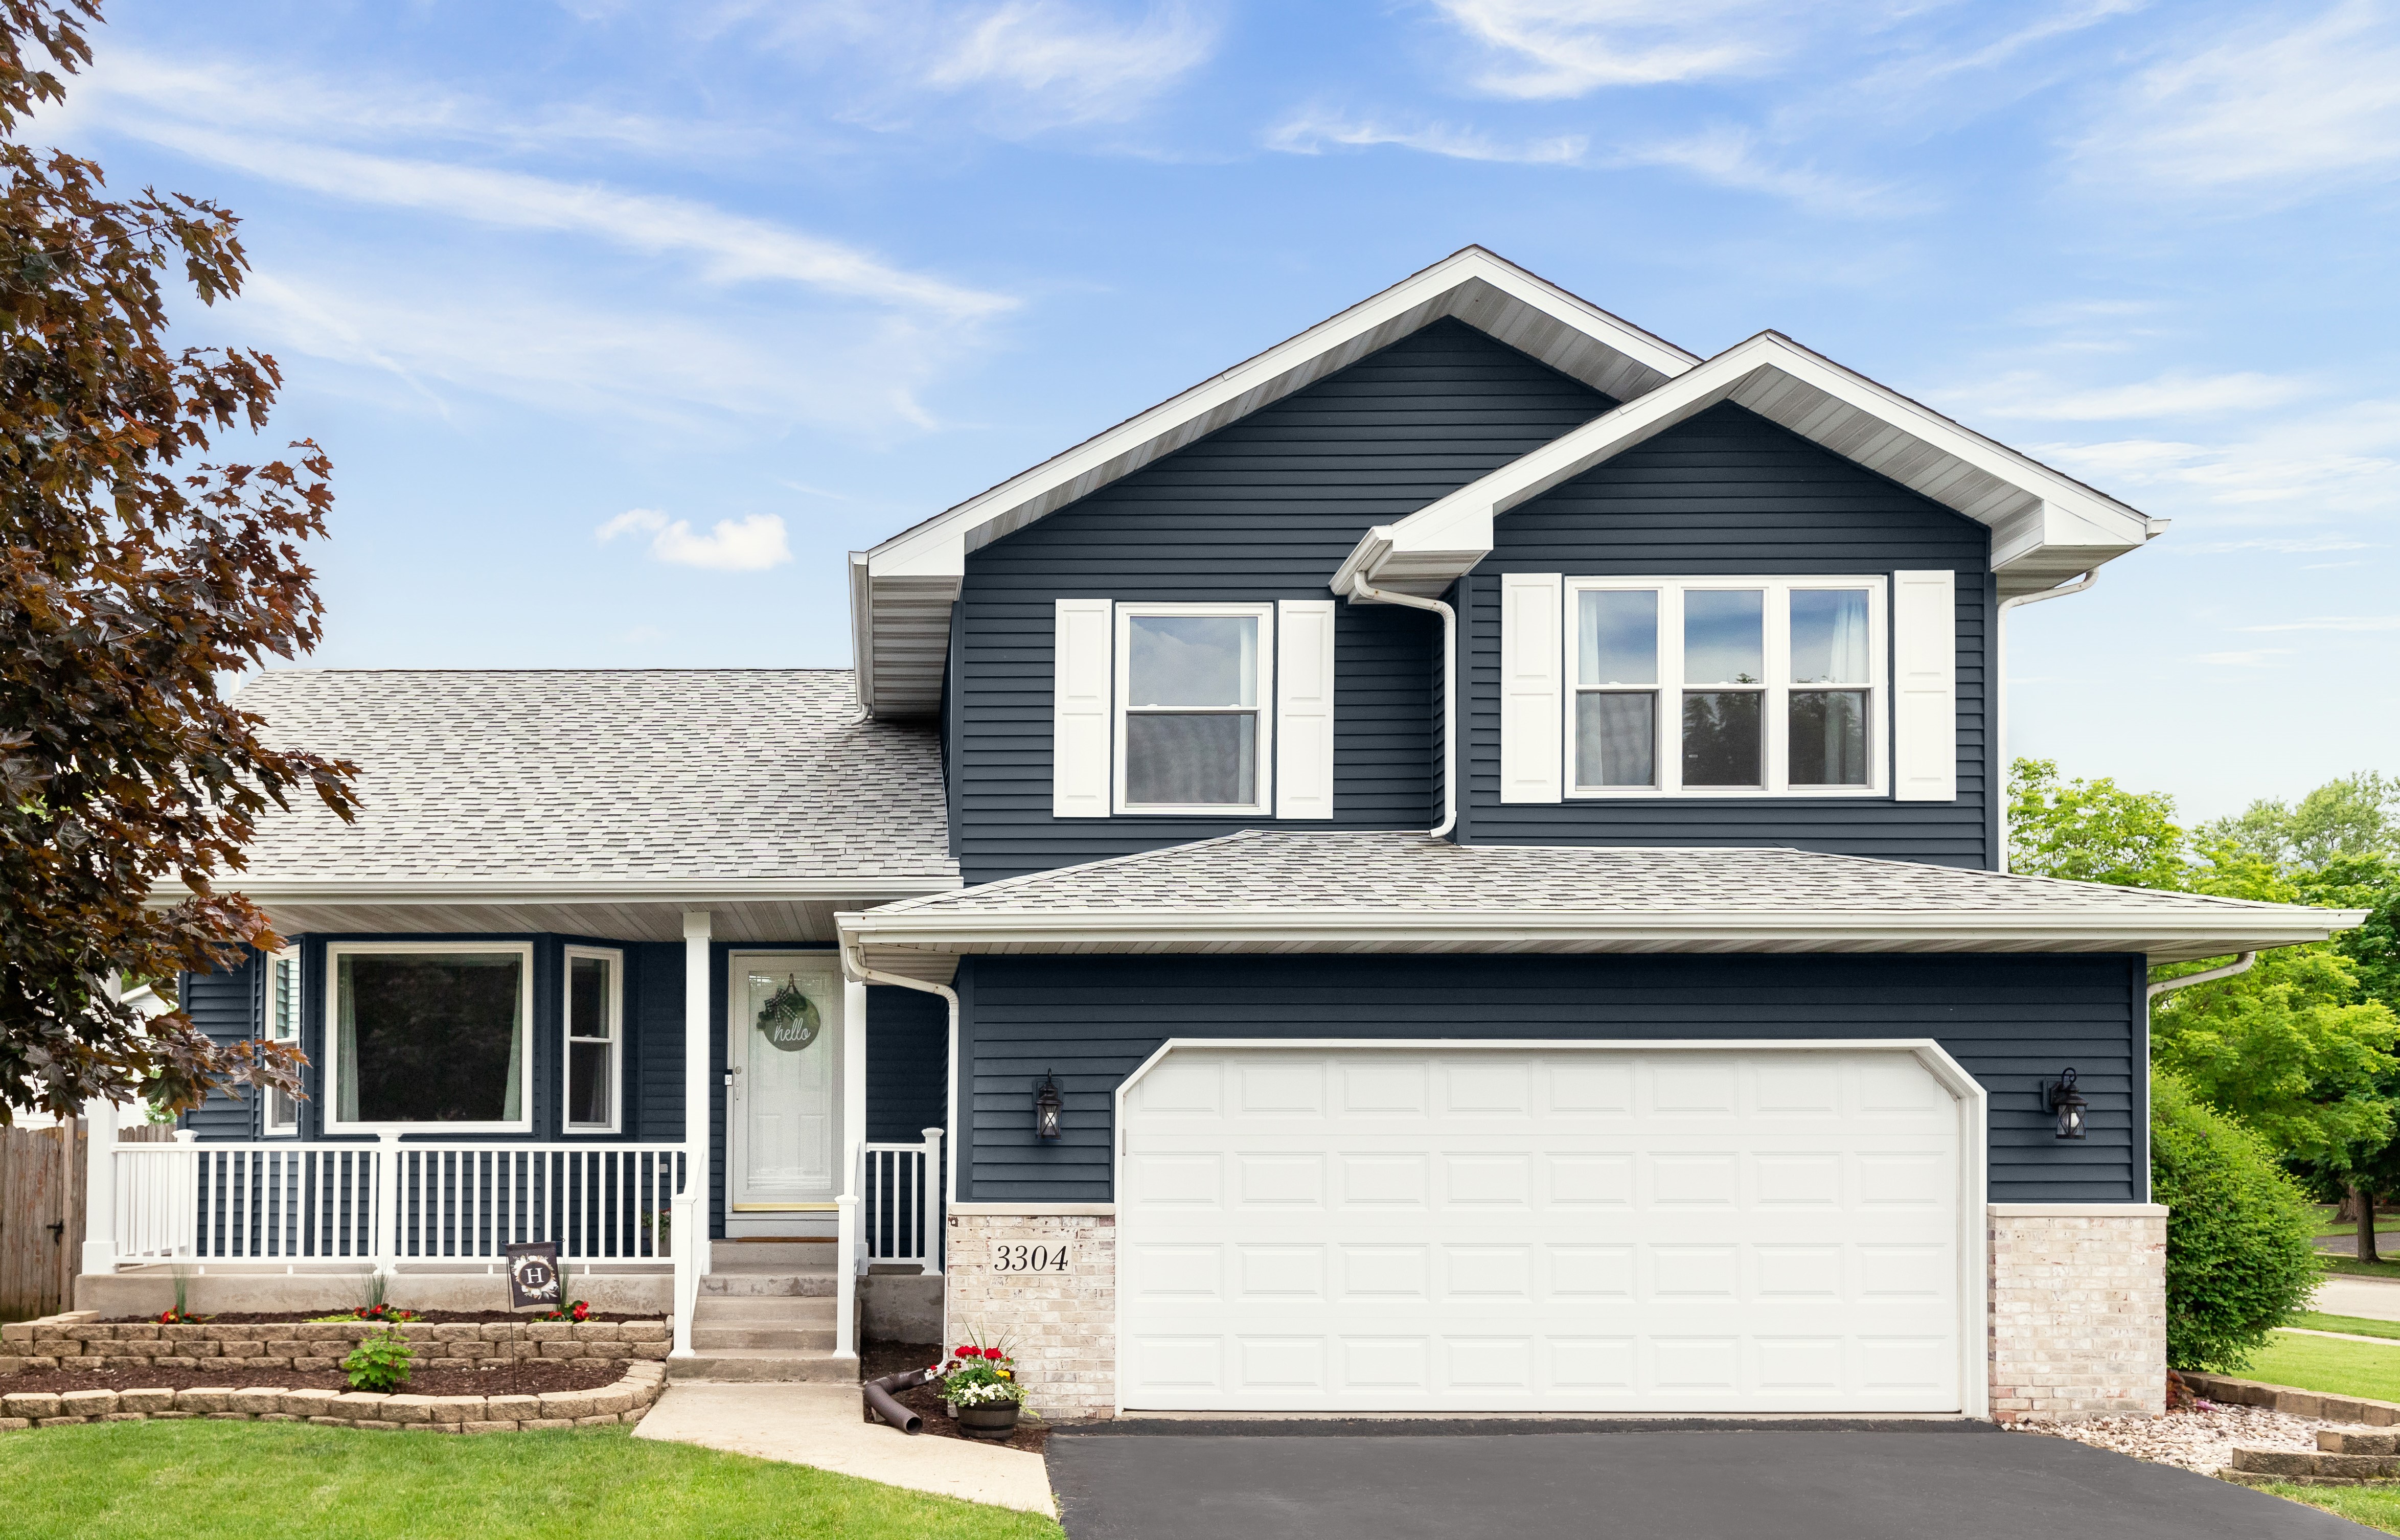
[0,1121,86,1322]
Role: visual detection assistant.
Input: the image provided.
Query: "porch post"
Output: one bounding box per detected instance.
[836,977,867,1358]
[80,1094,120,1274]
[919,1126,944,1277]
[681,910,712,1280]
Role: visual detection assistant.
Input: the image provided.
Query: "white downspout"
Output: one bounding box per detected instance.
[1995,571,2098,872]
[1347,573,1457,840]
[840,935,959,1346]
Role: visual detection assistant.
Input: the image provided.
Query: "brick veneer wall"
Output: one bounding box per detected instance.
[1988,1206,2168,1423]
[944,1213,1115,1418]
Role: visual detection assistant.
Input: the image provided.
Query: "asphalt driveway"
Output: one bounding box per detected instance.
[1047,1421,2379,1539]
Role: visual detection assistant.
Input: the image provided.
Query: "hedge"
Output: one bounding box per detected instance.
[2153,1070,2321,1371]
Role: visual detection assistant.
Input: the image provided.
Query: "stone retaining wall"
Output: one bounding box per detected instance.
[1,1312,669,1376]
[0,1359,663,1434]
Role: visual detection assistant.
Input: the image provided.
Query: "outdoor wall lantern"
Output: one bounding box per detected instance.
[1033,1072,1065,1141]
[2045,1068,2088,1141]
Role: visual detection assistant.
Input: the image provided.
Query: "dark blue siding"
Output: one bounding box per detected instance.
[630,941,684,1143]
[957,952,2143,1206]
[868,984,948,1143]
[953,319,1614,884]
[1461,402,1997,867]
[180,953,261,1139]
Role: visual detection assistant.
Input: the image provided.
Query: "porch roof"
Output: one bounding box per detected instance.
[838,831,2361,977]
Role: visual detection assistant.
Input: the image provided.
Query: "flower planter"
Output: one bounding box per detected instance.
[955,1403,1021,1440]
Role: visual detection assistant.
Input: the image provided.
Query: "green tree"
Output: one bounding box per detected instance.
[0,2,357,1123]
[2007,756,2188,888]
[2152,1072,2322,1372]
[2201,771,2400,872]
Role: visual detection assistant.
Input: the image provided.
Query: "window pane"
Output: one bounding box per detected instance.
[1125,713,1256,805]
[271,957,297,1042]
[336,954,523,1123]
[270,1086,299,1130]
[568,1041,612,1128]
[1127,614,1256,707]
[1684,590,1763,684]
[569,956,611,1040]
[1791,589,1870,683]
[1578,590,1657,685]
[1790,690,1869,786]
[1682,692,1763,786]
[1575,692,1656,787]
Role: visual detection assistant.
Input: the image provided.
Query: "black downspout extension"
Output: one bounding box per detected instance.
[863,1367,936,1433]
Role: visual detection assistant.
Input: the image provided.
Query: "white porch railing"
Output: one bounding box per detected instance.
[860,1127,943,1274]
[113,1139,686,1265]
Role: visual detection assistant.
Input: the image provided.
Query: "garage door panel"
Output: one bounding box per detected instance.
[1121,1047,1967,1413]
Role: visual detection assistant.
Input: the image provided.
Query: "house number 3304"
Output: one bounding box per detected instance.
[991,1243,1070,1273]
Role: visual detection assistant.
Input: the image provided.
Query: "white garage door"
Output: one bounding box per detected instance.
[1117,1045,1968,1413]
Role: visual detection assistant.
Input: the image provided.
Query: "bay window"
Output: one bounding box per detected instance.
[1567,577,1886,797]
[326,942,533,1133]
[563,947,623,1133]
[1113,602,1275,815]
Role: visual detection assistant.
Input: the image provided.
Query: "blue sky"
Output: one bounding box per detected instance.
[37,0,2400,821]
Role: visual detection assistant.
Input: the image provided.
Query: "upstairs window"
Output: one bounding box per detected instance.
[264,946,301,1136]
[564,947,623,1134]
[1113,603,1275,815]
[1567,578,1886,797]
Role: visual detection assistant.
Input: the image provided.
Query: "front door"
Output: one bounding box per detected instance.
[726,954,843,1235]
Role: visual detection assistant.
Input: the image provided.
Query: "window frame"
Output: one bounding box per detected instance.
[262,945,302,1137]
[561,945,625,1136]
[1563,576,1888,799]
[322,940,537,1136]
[1110,600,1278,817]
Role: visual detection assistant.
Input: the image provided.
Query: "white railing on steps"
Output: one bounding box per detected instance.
[859,1127,944,1274]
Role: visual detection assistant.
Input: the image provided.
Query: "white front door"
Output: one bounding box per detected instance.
[1118,1044,1970,1414]
[727,954,844,1232]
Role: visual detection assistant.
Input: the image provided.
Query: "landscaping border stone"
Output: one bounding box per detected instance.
[2182,1371,2400,1429]
[0,1312,665,1435]
[0,1311,668,1376]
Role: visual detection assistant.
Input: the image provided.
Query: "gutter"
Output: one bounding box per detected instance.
[2146,951,2256,1001]
[838,926,961,1343]
[1346,573,1457,839]
[1994,571,2099,872]
[184,875,965,906]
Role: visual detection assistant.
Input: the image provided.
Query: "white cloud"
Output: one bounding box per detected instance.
[2030,397,2400,516]
[926,2,1217,124]
[1428,0,1793,97]
[2196,648,2295,666]
[1265,109,1587,164]
[1942,370,2311,423]
[597,509,794,571]
[2238,616,2400,634]
[2181,535,2376,555]
[1617,125,1901,214]
[2075,0,2400,193]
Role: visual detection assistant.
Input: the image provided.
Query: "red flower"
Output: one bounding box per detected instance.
[954,1345,973,1357]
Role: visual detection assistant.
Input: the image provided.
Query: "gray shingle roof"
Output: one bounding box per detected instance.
[234,670,955,883]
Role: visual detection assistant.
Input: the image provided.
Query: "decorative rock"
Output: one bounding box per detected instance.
[538,1390,598,1418]
[2,1393,63,1420]
[59,1390,119,1417]
[485,1395,540,1420]
[329,1392,390,1418]
[174,1389,235,1414]
[119,1389,177,1414]
[2018,1402,2369,1474]
[227,1389,288,1416]
[280,1390,340,1418]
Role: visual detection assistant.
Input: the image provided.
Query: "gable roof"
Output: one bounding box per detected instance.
[851,247,1700,716]
[839,830,2356,980]
[231,668,958,890]
[1334,330,2167,601]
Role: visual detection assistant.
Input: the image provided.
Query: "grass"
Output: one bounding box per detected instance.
[2236,1332,2400,1404]
[2312,1204,2400,1239]
[2258,1485,2400,1535]
[2319,1254,2400,1280]
[0,1421,1063,1540]
[2291,1312,2400,1342]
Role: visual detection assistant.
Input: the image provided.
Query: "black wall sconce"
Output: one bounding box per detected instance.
[2045,1068,2088,1140]
[1033,1071,1064,1141]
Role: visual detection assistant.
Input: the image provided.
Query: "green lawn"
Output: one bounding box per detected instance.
[2319,1255,2400,1280]
[2238,1332,2400,1404]
[2312,1205,2400,1239]
[2258,1485,2400,1535]
[0,1421,1062,1540]
[2291,1312,2400,1342]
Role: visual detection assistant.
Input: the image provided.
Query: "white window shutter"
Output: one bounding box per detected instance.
[1275,600,1337,819]
[1499,572,1564,803]
[1892,569,1957,802]
[1052,599,1113,818]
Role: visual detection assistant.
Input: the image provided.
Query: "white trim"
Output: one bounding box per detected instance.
[1987,1203,2168,1217]
[262,945,302,1138]
[561,945,625,1136]
[200,876,960,906]
[1563,576,1888,799]
[1111,601,1276,817]
[1053,598,1115,819]
[948,1202,1117,1216]
[1273,599,1337,820]
[322,940,537,1136]
[1891,570,1958,802]
[1111,1036,1990,1421]
[1337,330,2159,602]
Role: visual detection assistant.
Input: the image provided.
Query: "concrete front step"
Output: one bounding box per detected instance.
[700,1264,838,1299]
[667,1348,859,1384]
[694,1296,838,1325]
[712,1243,838,1266]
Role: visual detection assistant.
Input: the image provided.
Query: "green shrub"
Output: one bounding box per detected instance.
[342,1328,415,1392]
[2153,1071,2320,1370]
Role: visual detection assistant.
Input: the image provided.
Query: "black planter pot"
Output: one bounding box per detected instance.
[955,1403,1021,1440]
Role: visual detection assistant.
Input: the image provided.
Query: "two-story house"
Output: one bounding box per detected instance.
[104,249,2355,1424]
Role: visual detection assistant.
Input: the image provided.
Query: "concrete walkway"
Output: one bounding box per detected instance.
[2316,1274,2400,1322]
[633,1382,1056,1516]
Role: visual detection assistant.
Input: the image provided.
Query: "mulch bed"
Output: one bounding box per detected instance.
[0,1359,626,1396]
[862,1341,1054,1455]
[94,1311,665,1326]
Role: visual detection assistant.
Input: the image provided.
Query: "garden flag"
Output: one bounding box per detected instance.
[508,1239,561,1309]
